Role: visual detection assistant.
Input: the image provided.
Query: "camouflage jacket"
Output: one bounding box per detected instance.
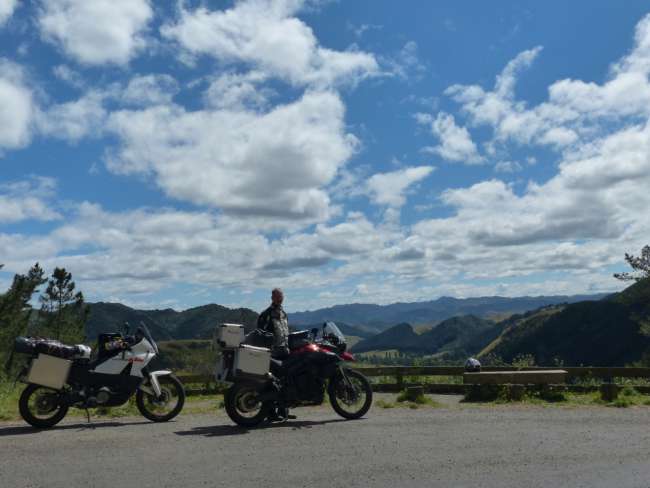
[257,303,289,357]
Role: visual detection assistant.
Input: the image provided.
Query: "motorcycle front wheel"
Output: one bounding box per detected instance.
[19,384,69,428]
[328,369,373,420]
[224,383,270,427]
[136,375,185,422]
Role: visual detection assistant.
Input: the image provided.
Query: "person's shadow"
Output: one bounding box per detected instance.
[174,418,350,438]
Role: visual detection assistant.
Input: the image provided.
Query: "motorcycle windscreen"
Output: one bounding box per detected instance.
[323,322,347,348]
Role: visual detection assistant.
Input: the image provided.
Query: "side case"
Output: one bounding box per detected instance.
[27,354,72,389]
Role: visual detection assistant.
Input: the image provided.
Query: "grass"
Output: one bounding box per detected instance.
[0,381,21,421]
[394,390,442,408]
[0,379,226,422]
[461,384,650,409]
[375,399,395,409]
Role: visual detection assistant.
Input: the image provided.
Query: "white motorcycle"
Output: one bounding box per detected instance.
[13,322,185,428]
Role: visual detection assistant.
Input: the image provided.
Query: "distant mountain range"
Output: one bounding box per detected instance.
[348,280,650,367]
[290,294,608,332]
[85,302,258,340]
[85,293,606,341]
[84,287,650,367]
[351,315,503,359]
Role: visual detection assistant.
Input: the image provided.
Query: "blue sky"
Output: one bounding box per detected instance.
[1,0,649,313]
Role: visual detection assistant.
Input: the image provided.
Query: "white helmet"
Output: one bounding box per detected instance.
[465,357,481,372]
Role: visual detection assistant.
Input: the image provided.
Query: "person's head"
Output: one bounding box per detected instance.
[271,288,284,306]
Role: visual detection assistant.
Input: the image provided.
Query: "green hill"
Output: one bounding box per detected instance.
[351,323,422,353]
[417,315,499,359]
[479,279,650,366]
[351,315,497,358]
[86,302,258,340]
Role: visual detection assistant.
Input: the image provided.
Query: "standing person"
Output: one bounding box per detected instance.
[257,288,289,358]
[257,288,294,421]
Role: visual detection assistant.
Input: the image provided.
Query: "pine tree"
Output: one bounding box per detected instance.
[0,263,47,371]
[614,245,650,282]
[39,267,88,343]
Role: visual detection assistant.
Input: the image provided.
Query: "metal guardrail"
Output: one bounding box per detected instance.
[176,366,650,396]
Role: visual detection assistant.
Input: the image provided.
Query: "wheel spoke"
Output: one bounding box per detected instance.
[144,381,181,416]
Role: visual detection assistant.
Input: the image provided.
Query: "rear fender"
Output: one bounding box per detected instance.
[139,370,172,397]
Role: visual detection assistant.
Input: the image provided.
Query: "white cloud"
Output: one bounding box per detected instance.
[421,112,483,164]
[0,59,33,152]
[38,0,153,65]
[494,160,522,173]
[0,177,61,223]
[123,74,180,107]
[0,0,17,25]
[52,65,86,89]
[161,0,378,88]
[37,90,108,142]
[204,71,271,110]
[106,90,356,223]
[366,166,434,207]
[445,16,650,150]
[384,41,426,81]
[412,118,650,260]
[349,22,382,39]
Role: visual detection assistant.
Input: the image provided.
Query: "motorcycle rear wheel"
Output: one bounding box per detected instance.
[224,384,270,427]
[136,375,185,422]
[328,369,373,420]
[19,384,69,428]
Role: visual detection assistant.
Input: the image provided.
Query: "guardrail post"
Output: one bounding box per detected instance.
[396,370,404,390]
[600,383,620,402]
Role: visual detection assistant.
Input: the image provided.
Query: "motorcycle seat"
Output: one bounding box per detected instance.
[14,336,90,360]
[288,330,311,350]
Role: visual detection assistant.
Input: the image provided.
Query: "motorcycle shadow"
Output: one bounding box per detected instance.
[175,418,350,437]
[0,420,153,437]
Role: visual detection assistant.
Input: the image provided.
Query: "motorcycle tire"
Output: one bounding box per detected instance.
[19,384,69,429]
[328,369,373,420]
[224,383,270,427]
[136,374,185,422]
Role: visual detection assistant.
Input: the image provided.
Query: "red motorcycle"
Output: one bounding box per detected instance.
[215,322,372,427]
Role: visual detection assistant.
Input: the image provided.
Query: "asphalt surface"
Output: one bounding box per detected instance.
[1,400,650,488]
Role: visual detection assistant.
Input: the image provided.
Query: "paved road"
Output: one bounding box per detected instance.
[1,403,650,488]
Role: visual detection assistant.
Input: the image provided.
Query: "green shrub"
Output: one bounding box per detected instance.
[376,400,395,409]
[620,386,638,397]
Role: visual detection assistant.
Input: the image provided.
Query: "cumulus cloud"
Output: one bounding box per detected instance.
[204,71,271,110]
[36,90,108,142]
[123,74,180,107]
[445,17,650,151]
[494,160,522,173]
[410,117,650,277]
[0,177,61,223]
[0,202,391,305]
[366,166,434,207]
[106,90,356,223]
[38,0,153,65]
[52,65,86,89]
[420,112,483,163]
[0,59,34,152]
[161,0,378,88]
[0,0,17,25]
